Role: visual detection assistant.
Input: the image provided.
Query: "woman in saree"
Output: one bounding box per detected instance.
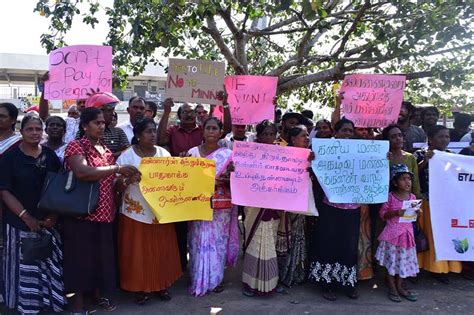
[115,118,182,304]
[187,117,238,296]
[277,125,313,289]
[241,120,281,297]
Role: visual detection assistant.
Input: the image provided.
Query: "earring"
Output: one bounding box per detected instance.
[137,138,140,141]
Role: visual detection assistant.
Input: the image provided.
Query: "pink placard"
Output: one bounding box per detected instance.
[340,74,406,128]
[45,45,113,100]
[225,75,277,125]
[231,141,310,212]
[212,105,224,121]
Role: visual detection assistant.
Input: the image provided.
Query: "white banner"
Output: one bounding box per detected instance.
[429,150,474,261]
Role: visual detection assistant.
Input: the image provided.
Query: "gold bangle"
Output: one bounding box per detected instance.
[19,209,27,218]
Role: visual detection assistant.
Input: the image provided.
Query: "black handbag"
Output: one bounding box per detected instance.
[38,170,100,216]
[21,231,53,263]
[38,141,100,216]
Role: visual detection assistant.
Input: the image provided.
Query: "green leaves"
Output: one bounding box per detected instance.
[34,0,473,112]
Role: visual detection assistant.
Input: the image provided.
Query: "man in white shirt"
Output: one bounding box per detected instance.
[117,96,146,143]
[218,124,255,150]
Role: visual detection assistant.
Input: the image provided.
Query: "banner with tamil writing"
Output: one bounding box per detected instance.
[45,45,112,100]
[311,138,390,204]
[429,151,474,261]
[165,58,225,105]
[139,157,215,223]
[231,141,311,212]
[340,74,406,128]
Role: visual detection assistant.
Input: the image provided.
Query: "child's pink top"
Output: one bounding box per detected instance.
[378,192,416,249]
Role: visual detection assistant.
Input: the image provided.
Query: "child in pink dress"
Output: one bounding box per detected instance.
[376,164,420,303]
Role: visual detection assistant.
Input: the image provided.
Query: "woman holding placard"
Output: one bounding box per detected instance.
[241,120,281,297]
[187,117,238,296]
[414,125,461,283]
[309,118,361,301]
[115,118,182,304]
[277,125,312,288]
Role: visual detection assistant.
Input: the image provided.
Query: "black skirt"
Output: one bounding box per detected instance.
[308,203,360,288]
[62,218,116,293]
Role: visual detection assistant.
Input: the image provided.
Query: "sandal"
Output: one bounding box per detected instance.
[322,290,337,301]
[242,288,255,297]
[275,285,288,294]
[431,273,450,284]
[400,291,417,302]
[157,290,172,301]
[135,293,149,305]
[213,285,225,293]
[346,289,359,300]
[388,291,402,303]
[96,297,117,312]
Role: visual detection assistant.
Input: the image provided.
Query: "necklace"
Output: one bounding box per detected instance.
[135,144,156,157]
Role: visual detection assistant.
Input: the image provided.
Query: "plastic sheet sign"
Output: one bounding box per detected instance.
[224,75,277,125]
[231,141,310,212]
[340,74,406,128]
[165,58,225,105]
[311,139,390,204]
[139,157,215,223]
[429,151,474,261]
[45,45,112,100]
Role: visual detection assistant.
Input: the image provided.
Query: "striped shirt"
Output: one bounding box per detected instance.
[75,126,129,154]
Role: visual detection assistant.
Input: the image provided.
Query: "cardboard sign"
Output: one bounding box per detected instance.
[139,157,215,223]
[224,75,277,125]
[45,45,112,100]
[231,141,310,212]
[311,138,390,204]
[429,151,474,261]
[340,74,406,128]
[165,58,225,105]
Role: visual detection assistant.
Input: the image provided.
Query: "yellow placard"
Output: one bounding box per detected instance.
[139,157,215,223]
[333,83,341,107]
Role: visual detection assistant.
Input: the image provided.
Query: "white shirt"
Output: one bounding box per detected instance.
[116,145,171,224]
[117,120,134,143]
[218,132,256,150]
[460,130,473,142]
[64,117,80,143]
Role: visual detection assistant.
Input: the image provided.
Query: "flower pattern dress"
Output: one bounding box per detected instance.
[187,147,238,296]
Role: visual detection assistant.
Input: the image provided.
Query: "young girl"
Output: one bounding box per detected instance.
[375,164,420,303]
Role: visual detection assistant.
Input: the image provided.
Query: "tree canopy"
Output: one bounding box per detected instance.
[35,0,473,112]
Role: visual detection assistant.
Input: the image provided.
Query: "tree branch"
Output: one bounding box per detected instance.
[202,16,245,74]
[332,0,371,57]
[254,15,299,32]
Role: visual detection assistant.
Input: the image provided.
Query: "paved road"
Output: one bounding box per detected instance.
[3,263,470,315]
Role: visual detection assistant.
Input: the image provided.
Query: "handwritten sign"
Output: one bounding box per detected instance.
[311,138,390,204]
[231,141,310,212]
[224,75,277,124]
[165,58,225,105]
[139,157,215,223]
[340,74,406,128]
[45,45,112,100]
[399,199,422,223]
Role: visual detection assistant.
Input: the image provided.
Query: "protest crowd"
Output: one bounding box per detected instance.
[0,54,473,315]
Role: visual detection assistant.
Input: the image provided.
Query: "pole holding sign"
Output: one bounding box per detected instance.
[340,74,406,128]
[165,58,225,105]
[45,45,113,100]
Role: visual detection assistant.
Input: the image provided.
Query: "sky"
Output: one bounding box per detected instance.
[0,0,111,55]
